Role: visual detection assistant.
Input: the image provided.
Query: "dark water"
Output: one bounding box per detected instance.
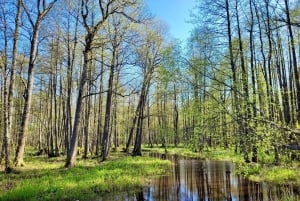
[99,153,299,201]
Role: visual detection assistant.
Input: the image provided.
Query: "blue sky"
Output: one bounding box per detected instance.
[145,0,197,42]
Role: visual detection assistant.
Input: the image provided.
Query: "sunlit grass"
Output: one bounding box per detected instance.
[231,157,300,186]
[0,153,171,201]
[142,145,243,162]
[263,166,300,185]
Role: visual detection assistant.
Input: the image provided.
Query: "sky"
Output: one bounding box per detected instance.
[144,0,197,42]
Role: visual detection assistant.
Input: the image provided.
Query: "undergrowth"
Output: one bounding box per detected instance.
[0,154,171,201]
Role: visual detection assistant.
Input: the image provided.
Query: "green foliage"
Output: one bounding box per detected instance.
[263,167,299,185]
[236,162,262,177]
[0,155,171,201]
[235,162,300,186]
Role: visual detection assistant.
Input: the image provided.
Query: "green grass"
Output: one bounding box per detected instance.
[142,145,243,162]
[243,165,300,186]
[0,153,171,201]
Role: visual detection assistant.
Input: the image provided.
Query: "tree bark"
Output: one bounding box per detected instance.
[65,34,91,167]
[101,46,116,161]
[132,66,154,156]
[284,0,300,123]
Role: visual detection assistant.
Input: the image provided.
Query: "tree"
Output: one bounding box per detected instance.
[0,0,21,172]
[65,0,141,167]
[14,0,58,167]
[3,0,22,172]
[131,21,164,156]
[101,15,128,161]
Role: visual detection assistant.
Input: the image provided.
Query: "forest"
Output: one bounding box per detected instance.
[0,0,300,179]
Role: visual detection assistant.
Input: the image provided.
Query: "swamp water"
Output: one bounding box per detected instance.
[98,153,299,201]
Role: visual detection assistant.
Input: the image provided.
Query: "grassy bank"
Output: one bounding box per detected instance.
[236,162,300,186]
[143,145,300,187]
[142,145,243,162]
[0,153,171,201]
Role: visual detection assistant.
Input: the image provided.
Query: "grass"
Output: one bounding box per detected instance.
[237,162,300,186]
[0,152,171,201]
[1,145,299,200]
[142,145,243,162]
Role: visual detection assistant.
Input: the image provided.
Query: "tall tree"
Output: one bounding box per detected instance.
[0,0,22,172]
[65,0,140,167]
[132,22,164,156]
[14,0,58,167]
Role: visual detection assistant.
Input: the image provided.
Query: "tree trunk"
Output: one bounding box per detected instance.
[14,0,57,167]
[125,96,140,152]
[249,0,258,163]
[236,0,250,163]
[1,0,21,172]
[14,23,41,167]
[173,84,179,147]
[284,0,300,123]
[100,44,116,161]
[132,67,154,156]
[65,34,92,167]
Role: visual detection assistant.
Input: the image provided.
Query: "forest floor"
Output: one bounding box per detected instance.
[0,146,299,201]
[0,150,171,201]
[142,145,300,187]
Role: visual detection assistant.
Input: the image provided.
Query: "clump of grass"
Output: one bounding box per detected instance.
[0,155,171,201]
[235,162,262,178]
[235,162,300,186]
[263,167,299,185]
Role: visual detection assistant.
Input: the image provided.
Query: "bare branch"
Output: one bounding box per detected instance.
[21,0,34,27]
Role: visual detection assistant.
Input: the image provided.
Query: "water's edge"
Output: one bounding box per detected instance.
[98,153,299,201]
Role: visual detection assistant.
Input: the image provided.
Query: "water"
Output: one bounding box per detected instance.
[98,153,299,201]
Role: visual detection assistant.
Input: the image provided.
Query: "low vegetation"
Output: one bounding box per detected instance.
[0,152,171,201]
[143,145,243,162]
[237,162,300,186]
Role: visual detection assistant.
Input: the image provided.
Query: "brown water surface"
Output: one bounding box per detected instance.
[99,153,299,201]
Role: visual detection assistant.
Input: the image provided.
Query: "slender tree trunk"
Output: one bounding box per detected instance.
[65,13,79,155]
[100,69,114,160]
[1,2,9,171]
[132,67,154,156]
[65,38,91,167]
[14,0,57,167]
[95,47,105,156]
[132,103,144,156]
[101,46,116,161]
[236,0,250,163]
[173,84,179,147]
[125,96,140,152]
[225,0,243,158]
[249,0,258,163]
[14,23,41,167]
[284,0,300,123]
[83,84,91,159]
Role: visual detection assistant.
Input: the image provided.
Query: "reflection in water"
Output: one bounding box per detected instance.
[98,153,299,201]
